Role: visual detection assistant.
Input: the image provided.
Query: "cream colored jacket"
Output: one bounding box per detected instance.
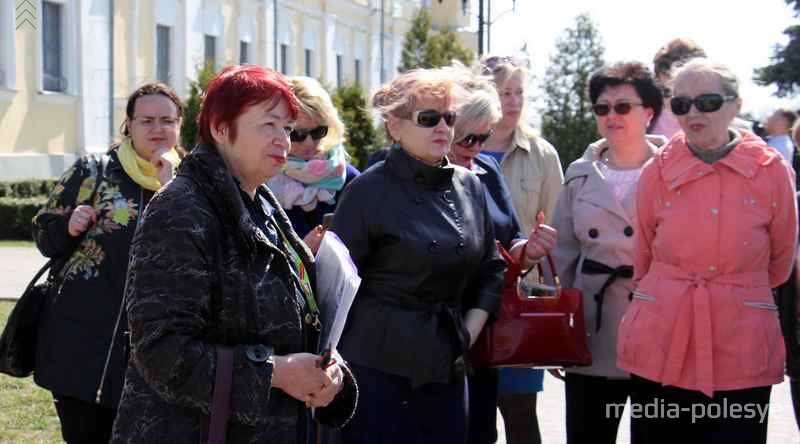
[495,130,564,230]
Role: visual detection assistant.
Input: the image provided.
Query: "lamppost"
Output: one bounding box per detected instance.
[487,0,515,53]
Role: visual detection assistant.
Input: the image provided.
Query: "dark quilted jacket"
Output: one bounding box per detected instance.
[110,144,357,443]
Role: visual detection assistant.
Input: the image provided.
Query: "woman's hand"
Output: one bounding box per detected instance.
[464,309,489,348]
[303,226,324,255]
[271,353,333,404]
[306,350,345,408]
[511,224,558,269]
[151,147,176,185]
[67,204,97,237]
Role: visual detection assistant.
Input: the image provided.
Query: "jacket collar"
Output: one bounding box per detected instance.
[509,128,532,153]
[176,143,314,266]
[565,135,667,224]
[385,145,455,187]
[658,130,779,192]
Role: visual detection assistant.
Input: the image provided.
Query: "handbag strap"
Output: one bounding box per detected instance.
[205,346,234,444]
[496,240,562,294]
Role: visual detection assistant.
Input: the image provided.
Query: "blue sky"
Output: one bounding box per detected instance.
[484,0,800,120]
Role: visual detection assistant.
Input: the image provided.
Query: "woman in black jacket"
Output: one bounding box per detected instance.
[110,65,356,444]
[32,83,182,443]
[333,68,506,444]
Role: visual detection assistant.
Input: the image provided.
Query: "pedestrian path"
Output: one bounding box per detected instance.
[0,246,48,300]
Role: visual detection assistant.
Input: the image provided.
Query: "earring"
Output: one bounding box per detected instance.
[391,140,401,150]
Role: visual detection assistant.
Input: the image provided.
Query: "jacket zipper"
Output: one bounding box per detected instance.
[95,187,144,404]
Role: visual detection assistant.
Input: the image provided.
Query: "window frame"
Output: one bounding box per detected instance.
[156,24,172,85]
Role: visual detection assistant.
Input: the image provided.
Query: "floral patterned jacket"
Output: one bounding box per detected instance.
[33,150,151,408]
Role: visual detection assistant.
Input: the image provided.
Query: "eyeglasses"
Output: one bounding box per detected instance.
[411,109,457,128]
[456,131,493,148]
[290,125,329,142]
[591,102,644,117]
[670,93,737,116]
[132,116,180,129]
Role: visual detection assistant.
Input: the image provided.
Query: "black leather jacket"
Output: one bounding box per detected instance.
[331,146,506,387]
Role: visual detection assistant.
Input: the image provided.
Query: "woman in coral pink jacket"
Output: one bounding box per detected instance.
[619,58,797,444]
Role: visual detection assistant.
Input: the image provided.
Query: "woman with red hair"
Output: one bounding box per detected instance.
[110,65,357,443]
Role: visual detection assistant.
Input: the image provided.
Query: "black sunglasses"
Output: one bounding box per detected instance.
[411,109,457,128]
[457,131,493,148]
[670,93,737,116]
[592,102,643,117]
[290,125,328,142]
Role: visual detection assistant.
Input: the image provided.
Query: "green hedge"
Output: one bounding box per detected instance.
[0,197,46,240]
[0,180,59,198]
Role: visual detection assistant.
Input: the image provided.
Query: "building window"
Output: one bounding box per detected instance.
[280,44,288,74]
[156,25,171,84]
[42,1,64,92]
[354,59,361,86]
[239,41,250,64]
[336,55,343,88]
[204,34,216,69]
[304,49,313,77]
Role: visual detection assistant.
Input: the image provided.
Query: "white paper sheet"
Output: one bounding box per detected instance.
[314,231,360,354]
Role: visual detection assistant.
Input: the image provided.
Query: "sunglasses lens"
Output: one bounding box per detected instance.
[695,94,724,113]
[442,112,456,127]
[614,103,633,115]
[290,130,307,142]
[670,97,692,116]
[592,104,611,116]
[416,110,441,128]
[458,135,478,148]
[310,126,329,140]
[477,132,492,144]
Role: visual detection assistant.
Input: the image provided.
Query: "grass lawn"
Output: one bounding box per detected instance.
[0,240,35,248]
[0,301,62,443]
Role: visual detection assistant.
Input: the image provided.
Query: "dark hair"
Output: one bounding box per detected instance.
[197,65,299,145]
[121,83,183,137]
[776,107,798,128]
[652,38,706,79]
[588,61,664,123]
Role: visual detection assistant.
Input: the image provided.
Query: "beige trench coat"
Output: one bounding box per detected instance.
[496,130,564,230]
[551,136,667,378]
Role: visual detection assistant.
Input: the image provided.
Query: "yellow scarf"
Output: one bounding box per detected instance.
[118,138,181,191]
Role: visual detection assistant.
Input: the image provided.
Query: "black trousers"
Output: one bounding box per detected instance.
[791,377,800,430]
[565,373,633,444]
[629,374,771,444]
[53,393,116,444]
[341,363,467,444]
[467,367,499,444]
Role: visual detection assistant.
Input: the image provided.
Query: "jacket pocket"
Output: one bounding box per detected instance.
[617,294,665,369]
[739,300,784,378]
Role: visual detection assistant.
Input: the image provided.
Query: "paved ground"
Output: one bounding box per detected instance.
[0,246,48,301]
[1,246,798,442]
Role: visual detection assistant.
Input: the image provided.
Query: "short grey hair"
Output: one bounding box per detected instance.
[440,65,502,142]
[673,58,740,97]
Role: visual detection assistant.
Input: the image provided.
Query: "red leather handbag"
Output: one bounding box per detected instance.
[470,242,592,368]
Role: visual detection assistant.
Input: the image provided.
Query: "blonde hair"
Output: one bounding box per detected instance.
[673,58,740,97]
[480,55,538,140]
[441,65,502,142]
[372,68,468,140]
[288,76,345,154]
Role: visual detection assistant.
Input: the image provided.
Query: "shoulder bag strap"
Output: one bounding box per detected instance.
[204,346,234,444]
